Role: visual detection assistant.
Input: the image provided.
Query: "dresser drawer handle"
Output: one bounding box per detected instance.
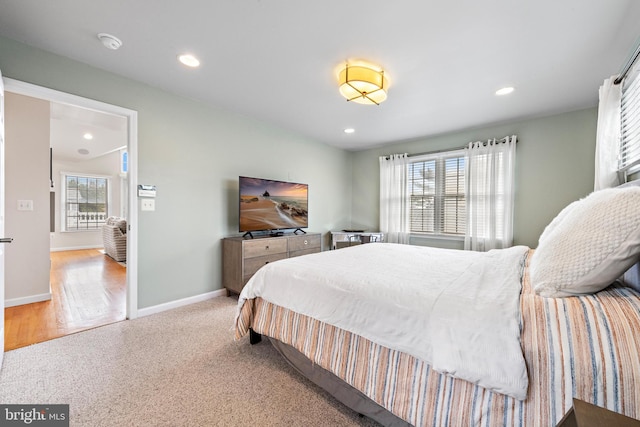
[304,240,308,245]
[265,245,269,250]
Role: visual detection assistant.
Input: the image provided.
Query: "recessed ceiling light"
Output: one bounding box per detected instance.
[178,54,200,68]
[83,133,93,140]
[78,148,90,155]
[344,128,355,134]
[495,87,515,96]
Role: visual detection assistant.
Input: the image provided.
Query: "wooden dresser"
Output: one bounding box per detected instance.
[222,233,321,295]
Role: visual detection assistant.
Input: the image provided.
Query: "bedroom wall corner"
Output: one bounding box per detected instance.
[0,36,354,310]
[350,108,598,249]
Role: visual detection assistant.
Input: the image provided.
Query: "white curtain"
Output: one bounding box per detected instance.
[464,136,517,251]
[379,154,410,244]
[594,76,622,190]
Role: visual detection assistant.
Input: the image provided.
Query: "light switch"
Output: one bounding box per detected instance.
[141,199,155,211]
[17,200,33,211]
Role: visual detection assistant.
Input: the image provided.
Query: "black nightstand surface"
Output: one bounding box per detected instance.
[556,399,640,427]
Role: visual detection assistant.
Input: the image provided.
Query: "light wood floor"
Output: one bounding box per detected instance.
[4,249,126,351]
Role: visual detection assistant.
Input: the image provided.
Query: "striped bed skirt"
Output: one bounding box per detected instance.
[235,251,640,426]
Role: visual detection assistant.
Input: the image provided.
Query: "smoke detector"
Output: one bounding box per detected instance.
[97,33,123,50]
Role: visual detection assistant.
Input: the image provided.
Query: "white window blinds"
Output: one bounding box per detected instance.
[408,151,465,235]
[620,65,640,175]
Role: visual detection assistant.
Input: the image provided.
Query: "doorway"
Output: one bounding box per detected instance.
[3,78,138,350]
[4,248,126,350]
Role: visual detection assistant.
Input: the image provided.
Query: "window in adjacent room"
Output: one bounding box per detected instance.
[408,150,465,236]
[619,62,640,178]
[121,149,128,174]
[61,173,110,231]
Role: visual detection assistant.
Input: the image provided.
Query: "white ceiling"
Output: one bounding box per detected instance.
[50,102,127,163]
[1,0,640,151]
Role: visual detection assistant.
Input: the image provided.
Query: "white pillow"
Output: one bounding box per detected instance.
[530,187,640,297]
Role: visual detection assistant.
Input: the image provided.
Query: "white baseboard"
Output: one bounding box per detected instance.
[5,292,52,308]
[50,245,103,252]
[137,289,228,318]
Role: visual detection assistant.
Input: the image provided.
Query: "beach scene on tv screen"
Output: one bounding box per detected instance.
[240,177,308,231]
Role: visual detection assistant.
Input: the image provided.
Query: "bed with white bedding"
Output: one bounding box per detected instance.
[234,184,640,426]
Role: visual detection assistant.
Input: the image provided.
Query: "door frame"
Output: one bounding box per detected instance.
[4,78,139,320]
[1,70,6,366]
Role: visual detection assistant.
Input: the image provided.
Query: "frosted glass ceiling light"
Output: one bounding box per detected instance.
[338,62,389,105]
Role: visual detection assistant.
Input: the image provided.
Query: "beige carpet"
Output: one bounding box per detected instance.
[0,297,380,426]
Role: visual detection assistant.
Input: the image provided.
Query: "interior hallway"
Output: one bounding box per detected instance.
[4,248,126,351]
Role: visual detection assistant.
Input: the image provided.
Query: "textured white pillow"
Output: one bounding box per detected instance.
[530,187,640,297]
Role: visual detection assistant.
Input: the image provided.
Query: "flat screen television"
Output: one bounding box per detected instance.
[239,176,308,237]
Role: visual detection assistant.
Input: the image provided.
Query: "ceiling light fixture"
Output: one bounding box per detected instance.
[178,54,200,68]
[338,62,389,105]
[495,86,515,96]
[83,133,93,140]
[78,149,90,155]
[344,128,355,134]
[97,33,123,50]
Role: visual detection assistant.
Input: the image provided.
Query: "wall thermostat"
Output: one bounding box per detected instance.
[138,184,156,198]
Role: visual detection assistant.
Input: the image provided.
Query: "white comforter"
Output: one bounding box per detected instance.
[237,243,530,400]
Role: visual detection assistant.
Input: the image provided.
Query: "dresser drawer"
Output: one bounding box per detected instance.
[289,247,320,258]
[288,234,321,252]
[244,238,287,258]
[243,253,287,280]
[222,232,322,295]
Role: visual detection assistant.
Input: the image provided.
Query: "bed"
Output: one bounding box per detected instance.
[234,183,640,426]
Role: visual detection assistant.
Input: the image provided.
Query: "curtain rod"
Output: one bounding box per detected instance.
[384,136,517,160]
[614,40,640,85]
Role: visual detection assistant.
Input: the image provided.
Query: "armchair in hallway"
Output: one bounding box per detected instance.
[102,216,127,262]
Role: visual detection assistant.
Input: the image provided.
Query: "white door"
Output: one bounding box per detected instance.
[0,70,7,367]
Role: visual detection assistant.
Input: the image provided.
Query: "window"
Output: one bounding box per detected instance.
[121,150,128,174]
[620,64,640,177]
[408,151,465,235]
[62,174,109,231]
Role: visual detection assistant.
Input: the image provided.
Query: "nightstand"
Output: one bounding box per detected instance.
[556,399,640,427]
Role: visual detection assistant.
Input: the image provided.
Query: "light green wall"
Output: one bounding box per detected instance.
[351,108,598,248]
[0,35,600,309]
[0,37,353,308]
